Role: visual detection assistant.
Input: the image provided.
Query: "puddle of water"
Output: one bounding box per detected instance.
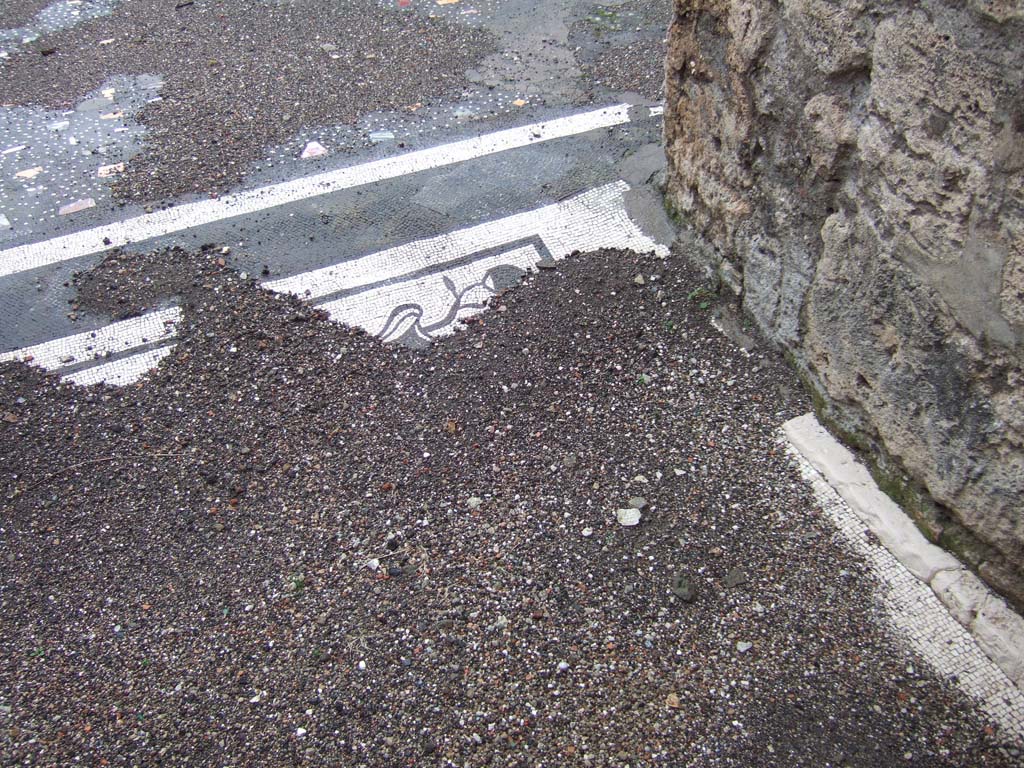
[0,74,158,239]
[0,0,124,57]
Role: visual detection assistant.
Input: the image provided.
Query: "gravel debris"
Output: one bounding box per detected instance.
[0,0,494,203]
[585,38,669,101]
[0,246,1017,766]
[571,0,672,101]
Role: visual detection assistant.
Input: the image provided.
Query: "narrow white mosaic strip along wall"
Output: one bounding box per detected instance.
[0,104,636,278]
[783,440,1024,742]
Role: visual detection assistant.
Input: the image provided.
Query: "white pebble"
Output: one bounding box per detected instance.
[616,508,641,526]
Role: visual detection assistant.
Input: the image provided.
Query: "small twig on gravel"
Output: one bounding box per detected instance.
[26,453,185,491]
[361,545,411,563]
[343,631,386,653]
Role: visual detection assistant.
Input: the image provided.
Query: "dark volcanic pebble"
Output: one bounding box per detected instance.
[0,0,495,203]
[0,248,1016,766]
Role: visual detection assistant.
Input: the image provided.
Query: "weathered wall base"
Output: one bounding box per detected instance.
[663,0,1024,609]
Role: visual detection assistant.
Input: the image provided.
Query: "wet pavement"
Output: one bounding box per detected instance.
[1,0,672,372]
[1,0,1022,766]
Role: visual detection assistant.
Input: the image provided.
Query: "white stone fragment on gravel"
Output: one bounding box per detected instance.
[736,641,752,653]
[0,214,9,228]
[783,413,959,582]
[301,140,328,159]
[467,496,483,510]
[616,508,641,526]
[97,162,124,178]
[58,198,95,215]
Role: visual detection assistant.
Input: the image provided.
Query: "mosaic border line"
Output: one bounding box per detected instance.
[782,414,1024,744]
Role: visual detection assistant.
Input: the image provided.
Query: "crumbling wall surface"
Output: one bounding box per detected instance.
[663,0,1024,606]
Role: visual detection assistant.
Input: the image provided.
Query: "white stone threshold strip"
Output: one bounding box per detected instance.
[0,181,667,384]
[0,103,641,278]
[783,413,1024,740]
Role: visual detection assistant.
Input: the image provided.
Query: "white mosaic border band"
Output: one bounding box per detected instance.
[0,307,181,387]
[2,181,667,385]
[61,345,175,387]
[782,413,1024,742]
[265,182,652,300]
[0,307,180,370]
[273,179,664,289]
[0,104,638,278]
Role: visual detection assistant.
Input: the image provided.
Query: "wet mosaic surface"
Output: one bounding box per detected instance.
[0,0,122,57]
[0,0,669,369]
[0,101,670,360]
[236,91,566,192]
[0,74,157,240]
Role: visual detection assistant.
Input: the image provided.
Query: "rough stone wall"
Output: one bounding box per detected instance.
[663,0,1024,608]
